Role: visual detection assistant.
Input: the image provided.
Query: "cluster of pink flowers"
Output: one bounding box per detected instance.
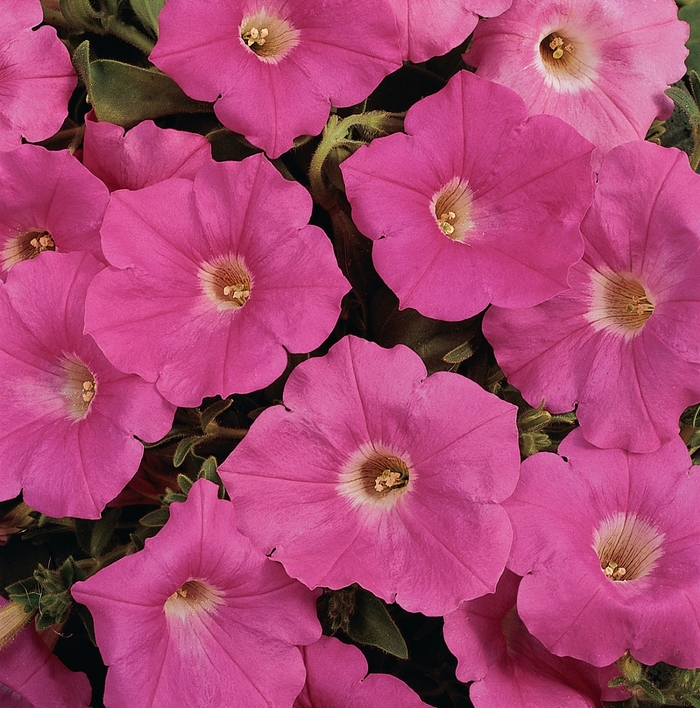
[0,0,698,705]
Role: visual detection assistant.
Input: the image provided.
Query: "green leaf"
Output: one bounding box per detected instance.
[637,679,665,703]
[681,3,700,75]
[198,457,225,496]
[60,0,102,31]
[200,397,233,431]
[90,507,121,558]
[686,696,700,708]
[130,0,165,35]
[173,435,207,467]
[72,41,212,129]
[138,507,170,528]
[176,474,194,496]
[6,577,42,613]
[73,518,93,555]
[442,339,475,364]
[665,85,700,124]
[344,588,408,659]
[73,602,97,647]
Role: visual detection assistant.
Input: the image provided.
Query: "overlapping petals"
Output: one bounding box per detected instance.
[71,479,321,708]
[483,141,700,452]
[505,429,700,669]
[150,0,402,157]
[0,251,175,518]
[466,0,688,153]
[341,71,594,321]
[85,153,350,408]
[219,335,519,615]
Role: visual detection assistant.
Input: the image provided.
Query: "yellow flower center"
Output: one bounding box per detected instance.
[61,356,97,420]
[164,580,223,620]
[1,229,56,271]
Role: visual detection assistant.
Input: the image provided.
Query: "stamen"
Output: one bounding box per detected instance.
[199,256,253,311]
[431,178,475,243]
[240,11,299,62]
[2,229,56,271]
[61,356,97,420]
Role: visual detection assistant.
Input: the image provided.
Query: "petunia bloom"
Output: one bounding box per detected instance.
[81,111,212,192]
[443,570,625,708]
[219,335,519,616]
[0,251,175,518]
[504,429,700,669]
[85,153,349,408]
[0,0,76,151]
[150,0,402,158]
[465,0,688,153]
[0,144,109,279]
[0,598,92,708]
[71,479,321,708]
[341,70,594,321]
[295,635,429,707]
[483,141,700,453]
[387,0,512,63]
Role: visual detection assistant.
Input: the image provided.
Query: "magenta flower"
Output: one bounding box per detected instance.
[82,111,212,192]
[341,71,594,321]
[295,635,429,707]
[466,0,688,153]
[443,570,625,708]
[71,479,321,708]
[483,141,700,453]
[150,0,402,158]
[0,251,175,519]
[0,599,92,708]
[218,335,519,616]
[85,154,349,408]
[504,429,700,668]
[0,0,76,150]
[0,145,109,278]
[387,0,511,63]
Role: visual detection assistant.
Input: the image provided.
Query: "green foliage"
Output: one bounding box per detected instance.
[130,0,165,35]
[681,3,700,74]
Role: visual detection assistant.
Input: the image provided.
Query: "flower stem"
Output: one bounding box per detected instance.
[101,15,155,55]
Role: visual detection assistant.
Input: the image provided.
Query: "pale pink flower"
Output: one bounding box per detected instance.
[466,0,688,153]
[483,141,700,452]
[150,0,402,158]
[219,335,519,615]
[71,479,321,708]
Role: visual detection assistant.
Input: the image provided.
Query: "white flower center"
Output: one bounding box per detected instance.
[199,256,252,311]
[61,356,97,420]
[593,512,664,582]
[240,10,299,63]
[1,229,55,272]
[338,442,412,509]
[585,269,655,339]
[536,27,598,93]
[164,580,223,621]
[431,177,475,243]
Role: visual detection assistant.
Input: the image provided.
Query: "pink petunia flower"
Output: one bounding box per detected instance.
[465,0,688,154]
[0,0,76,151]
[0,144,109,279]
[295,635,429,707]
[218,335,519,616]
[504,429,700,669]
[483,141,700,453]
[149,0,402,158]
[0,598,92,708]
[340,70,594,321]
[443,569,625,708]
[0,251,175,519]
[81,111,212,192]
[71,479,321,708]
[387,0,512,63]
[85,153,349,408]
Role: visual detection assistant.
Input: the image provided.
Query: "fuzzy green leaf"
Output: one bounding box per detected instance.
[345,588,408,659]
[129,0,165,35]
